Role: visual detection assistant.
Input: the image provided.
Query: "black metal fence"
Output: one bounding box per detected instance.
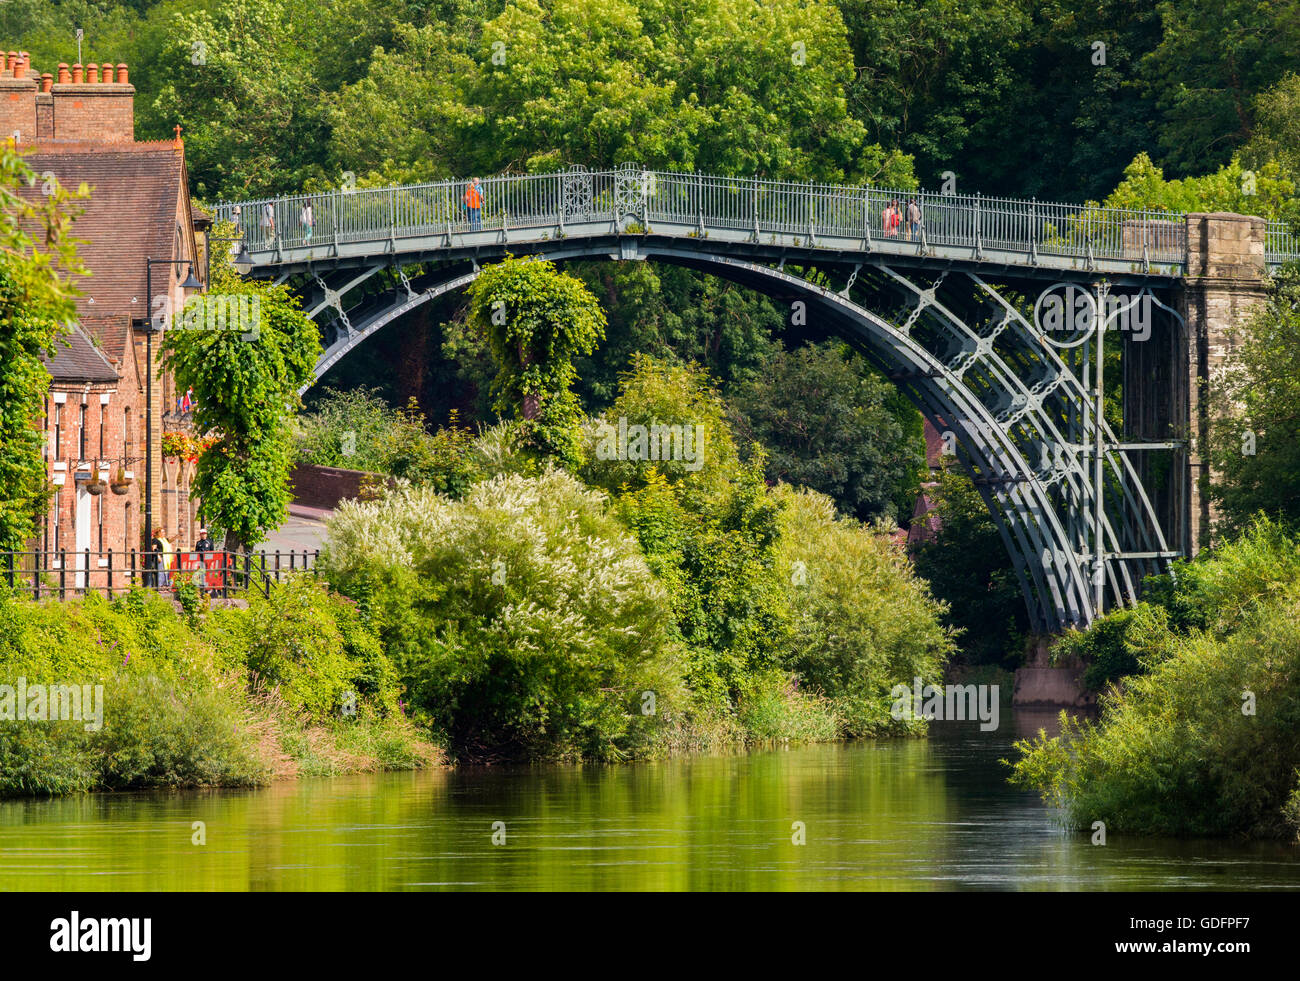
[1,548,321,601]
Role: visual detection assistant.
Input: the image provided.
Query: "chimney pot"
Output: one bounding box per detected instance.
[71,63,83,84]
[40,72,52,94]
[86,64,98,84]
[13,59,24,80]
[57,63,70,84]
[116,63,128,85]
[102,63,113,84]
[6,52,15,72]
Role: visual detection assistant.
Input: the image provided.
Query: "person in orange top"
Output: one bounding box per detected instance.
[464,178,483,229]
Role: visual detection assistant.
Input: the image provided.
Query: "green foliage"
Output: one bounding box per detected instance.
[164,243,321,550]
[1100,152,1298,224]
[773,486,953,735]
[467,256,606,467]
[729,341,925,522]
[1011,590,1300,838]
[583,353,740,493]
[1209,263,1300,532]
[735,670,839,744]
[209,576,400,720]
[1139,0,1300,175]
[297,389,482,496]
[1012,521,1300,837]
[329,0,910,185]
[1245,73,1300,183]
[911,468,1027,667]
[320,472,683,761]
[0,581,433,796]
[585,357,788,709]
[1052,603,1173,693]
[1143,517,1300,637]
[0,142,86,550]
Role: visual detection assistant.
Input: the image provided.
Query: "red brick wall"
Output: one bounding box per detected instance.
[0,77,37,141]
[289,463,372,510]
[39,377,197,592]
[51,85,134,142]
[42,386,141,588]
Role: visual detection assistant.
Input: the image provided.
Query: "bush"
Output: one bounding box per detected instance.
[773,486,954,735]
[0,581,434,796]
[297,389,482,495]
[321,470,684,761]
[1012,590,1300,837]
[1012,521,1300,837]
[208,576,400,721]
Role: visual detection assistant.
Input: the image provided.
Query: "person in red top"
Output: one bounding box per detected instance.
[464,178,483,229]
[883,199,900,237]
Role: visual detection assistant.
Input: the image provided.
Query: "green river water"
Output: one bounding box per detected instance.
[2,709,1297,890]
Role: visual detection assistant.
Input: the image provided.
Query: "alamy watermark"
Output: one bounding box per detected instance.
[890,677,1000,732]
[0,678,104,731]
[1034,284,1153,343]
[165,294,261,341]
[594,417,707,472]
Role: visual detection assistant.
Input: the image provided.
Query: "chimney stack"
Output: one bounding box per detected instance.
[3,49,136,143]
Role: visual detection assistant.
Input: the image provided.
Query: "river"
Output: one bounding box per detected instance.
[1,709,1296,890]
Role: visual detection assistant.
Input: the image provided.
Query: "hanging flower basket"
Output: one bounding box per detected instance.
[86,477,105,495]
[110,466,132,495]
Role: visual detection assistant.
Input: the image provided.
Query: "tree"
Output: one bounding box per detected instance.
[0,145,85,550]
[1244,73,1300,184]
[163,231,320,550]
[329,0,913,185]
[467,256,606,467]
[1209,261,1300,533]
[729,341,925,522]
[149,0,336,200]
[1100,151,1297,224]
[910,468,1028,667]
[1139,0,1300,174]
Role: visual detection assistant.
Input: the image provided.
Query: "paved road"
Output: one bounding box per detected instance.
[262,505,329,556]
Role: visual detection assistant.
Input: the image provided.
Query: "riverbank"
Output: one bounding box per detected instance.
[0,581,441,797]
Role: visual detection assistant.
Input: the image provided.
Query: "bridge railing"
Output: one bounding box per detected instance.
[1267,221,1300,266]
[219,167,1300,270]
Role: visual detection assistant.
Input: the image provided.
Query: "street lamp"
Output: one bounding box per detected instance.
[204,231,253,285]
[143,257,201,574]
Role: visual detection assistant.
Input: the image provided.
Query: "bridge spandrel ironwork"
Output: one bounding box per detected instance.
[211,167,1299,633]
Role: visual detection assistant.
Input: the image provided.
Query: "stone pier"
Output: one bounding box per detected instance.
[1177,212,1271,551]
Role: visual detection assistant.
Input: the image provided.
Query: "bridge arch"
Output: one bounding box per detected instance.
[278,243,1179,633]
[219,165,1232,631]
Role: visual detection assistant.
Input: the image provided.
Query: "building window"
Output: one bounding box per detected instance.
[97,494,103,552]
[124,406,132,463]
[54,402,62,460]
[124,502,131,555]
[99,404,105,460]
[78,403,87,461]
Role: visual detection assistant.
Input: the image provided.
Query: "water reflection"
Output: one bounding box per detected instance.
[0,711,1296,891]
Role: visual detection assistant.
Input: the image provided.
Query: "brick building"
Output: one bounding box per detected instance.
[7,49,207,586]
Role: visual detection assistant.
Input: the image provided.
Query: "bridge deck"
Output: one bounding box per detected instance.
[216,166,1300,278]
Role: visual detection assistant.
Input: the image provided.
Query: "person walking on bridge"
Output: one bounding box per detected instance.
[260,201,275,246]
[300,199,315,244]
[883,199,901,238]
[464,178,483,230]
[906,199,922,240]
